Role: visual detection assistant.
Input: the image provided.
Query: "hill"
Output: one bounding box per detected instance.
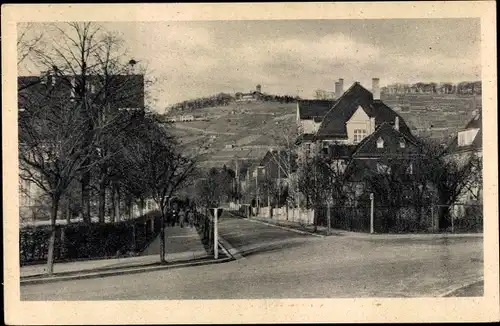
[164,101,297,169]
[163,93,481,169]
[382,93,481,142]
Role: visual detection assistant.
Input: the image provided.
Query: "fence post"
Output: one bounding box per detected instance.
[326,202,331,236]
[370,193,374,234]
[214,208,219,259]
[451,206,454,233]
[431,205,434,231]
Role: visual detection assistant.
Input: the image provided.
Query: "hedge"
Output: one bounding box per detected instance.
[20,211,163,266]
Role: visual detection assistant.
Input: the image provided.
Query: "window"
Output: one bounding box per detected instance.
[51,75,56,86]
[458,131,467,147]
[377,137,384,148]
[353,129,367,143]
[400,139,406,148]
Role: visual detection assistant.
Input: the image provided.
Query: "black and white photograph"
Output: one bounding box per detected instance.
[3,2,499,324]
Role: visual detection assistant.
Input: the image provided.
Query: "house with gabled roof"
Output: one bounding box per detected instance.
[296,99,336,142]
[445,111,482,158]
[296,78,416,162]
[444,111,483,203]
[320,121,425,202]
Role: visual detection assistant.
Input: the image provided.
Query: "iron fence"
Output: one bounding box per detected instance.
[431,204,483,233]
[315,203,482,234]
[195,209,214,254]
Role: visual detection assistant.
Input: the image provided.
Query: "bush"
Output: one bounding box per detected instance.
[19,210,163,266]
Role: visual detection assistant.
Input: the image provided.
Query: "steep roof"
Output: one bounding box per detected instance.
[260,150,298,172]
[326,144,358,159]
[297,99,336,119]
[445,112,483,154]
[351,122,422,158]
[315,82,414,141]
[295,133,316,145]
[464,111,482,129]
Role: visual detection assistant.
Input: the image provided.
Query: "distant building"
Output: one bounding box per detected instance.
[179,114,194,122]
[235,85,263,102]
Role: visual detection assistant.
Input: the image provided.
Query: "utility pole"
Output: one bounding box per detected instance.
[327,201,331,236]
[370,193,375,234]
[214,208,219,259]
[277,149,281,210]
[235,159,240,206]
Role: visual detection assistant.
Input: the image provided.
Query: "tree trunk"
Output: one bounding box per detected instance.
[47,199,59,275]
[159,208,166,263]
[81,173,91,223]
[98,181,106,223]
[111,184,116,223]
[65,202,71,224]
[113,185,120,222]
[131,224,137,252]
[139,198,144,217]
[127,197,133,220]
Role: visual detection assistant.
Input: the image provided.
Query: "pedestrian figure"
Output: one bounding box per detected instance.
[171,209,177,227]
[187,209,195,228]
[179,209,186,228]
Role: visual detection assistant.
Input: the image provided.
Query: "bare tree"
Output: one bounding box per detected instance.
[268,125,299,210]
[18,84,105,274]
[424,143,482,229]
[297,155,329,230]
[126,117,197,263]
[17,23,44,68]
[28,22,150,223]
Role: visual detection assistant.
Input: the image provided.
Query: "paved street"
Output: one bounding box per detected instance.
[21,214,483,300]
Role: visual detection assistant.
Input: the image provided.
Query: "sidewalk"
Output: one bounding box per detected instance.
[21,225,209,279]
[141,224,208,259]
[251,215,483,240]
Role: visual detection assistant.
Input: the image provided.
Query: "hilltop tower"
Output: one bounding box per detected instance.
[256,84,262,93]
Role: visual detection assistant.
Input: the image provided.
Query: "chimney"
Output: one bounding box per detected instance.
[338,78,344,95]
[372,78,380,100]
[394,116,399,131]
[335,82,341,98]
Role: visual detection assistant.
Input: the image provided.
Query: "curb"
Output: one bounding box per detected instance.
[244,217,483,240]
[248,218,325,238]
[437,277,484,297]
[20,256,232,286]
[218,236,245,261]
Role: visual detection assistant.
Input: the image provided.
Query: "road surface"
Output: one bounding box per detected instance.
[21,214,483,300]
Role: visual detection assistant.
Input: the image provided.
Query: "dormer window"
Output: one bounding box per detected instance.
[458,129,479,147]
[458,132,465,146]
[377,137,384,148]
[400,138,406,148]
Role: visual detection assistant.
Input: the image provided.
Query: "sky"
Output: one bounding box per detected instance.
[19,19,481,112]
